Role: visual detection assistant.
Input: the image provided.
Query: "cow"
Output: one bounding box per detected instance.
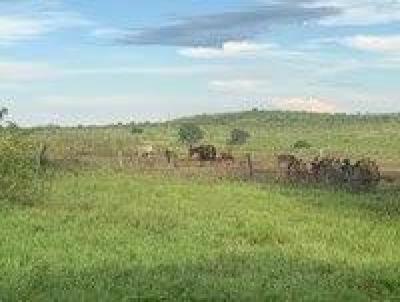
[350,158,381,189]
[139,145,154,158]
[165,148,176,165]
[189,145,217,161]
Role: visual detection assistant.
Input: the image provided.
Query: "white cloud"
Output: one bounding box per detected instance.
[275,97,338,113]
[62,65,225,77]
[345,35,400,53]
[208,78,340,112]
[0,12,91,45]
[209,79,267,94]
[0,16,49,44]
[0,61,56,81]
[91,27,131,39]
[0,61,226,84]
[178,41,275,59]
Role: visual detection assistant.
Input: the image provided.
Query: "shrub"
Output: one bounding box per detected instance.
[0,132,44,204]
[228,129,251,145]
[131,126,144,135]
[178,124,204,145]
[293,140,312,149]
[6,121,19,130]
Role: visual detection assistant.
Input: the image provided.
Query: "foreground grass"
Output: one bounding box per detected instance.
[0,170,399,301]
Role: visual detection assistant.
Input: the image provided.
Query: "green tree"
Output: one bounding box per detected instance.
[178,124,204,145]
[131,125,144,135]
[0,107,8,121]
[228,129,251,145]
[6,121,18,130]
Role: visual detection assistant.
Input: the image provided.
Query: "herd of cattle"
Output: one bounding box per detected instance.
[278,154,381,189]
[163,145,234,163]
[188,145,234,162]
[138,144,235,164]
[186,144,382,189]
[137,143,382,189]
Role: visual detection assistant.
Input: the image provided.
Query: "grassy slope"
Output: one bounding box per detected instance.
[37,111,400,168]
[1,170,399,301]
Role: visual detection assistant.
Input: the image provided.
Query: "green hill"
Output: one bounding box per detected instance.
[36,110,400,168]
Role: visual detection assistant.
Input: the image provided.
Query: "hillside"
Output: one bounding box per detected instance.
[35,110,400,169]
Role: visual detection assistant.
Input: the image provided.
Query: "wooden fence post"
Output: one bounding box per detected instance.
[165,149,172,165]
[246,153,253,178]
[37,143,48,169]
[118,150,123,168]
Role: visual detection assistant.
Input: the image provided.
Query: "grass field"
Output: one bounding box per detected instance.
[1,169,399,301]
[1,111,400,301]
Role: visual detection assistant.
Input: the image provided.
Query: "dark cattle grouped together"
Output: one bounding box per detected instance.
[189,145,217,161]
[278,154,381,189]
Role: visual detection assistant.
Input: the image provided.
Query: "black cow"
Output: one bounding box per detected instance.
[189,145,217,161]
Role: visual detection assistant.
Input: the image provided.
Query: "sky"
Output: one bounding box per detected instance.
[0,0,400,125]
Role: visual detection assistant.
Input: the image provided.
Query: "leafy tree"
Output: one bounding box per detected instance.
[178,124,204,145]
[6,121,18,130]
[0,107,8,123]
[131,126,144,135]
[228,128,251,145]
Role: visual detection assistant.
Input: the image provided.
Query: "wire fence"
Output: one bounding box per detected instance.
[45,148,400,187]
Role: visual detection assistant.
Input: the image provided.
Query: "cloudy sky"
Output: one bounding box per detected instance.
[1,0,400,125]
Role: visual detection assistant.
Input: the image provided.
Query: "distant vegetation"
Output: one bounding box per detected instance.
[130,125,144,135]
[228,128,251,145]
[178,123,204,145]
[0,107,8,120]
[21,110,400,168]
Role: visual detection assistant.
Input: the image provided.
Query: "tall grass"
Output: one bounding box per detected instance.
[0,170,398,301]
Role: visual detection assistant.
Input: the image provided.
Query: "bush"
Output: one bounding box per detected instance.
[228,129,251,145]
[178,124,204,145]
[293,140,312,149]
[131,126,144,135]
[6,121,19,130]
[0,133,44,204]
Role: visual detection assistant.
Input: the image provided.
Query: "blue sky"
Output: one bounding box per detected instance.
[0,0,399,125]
